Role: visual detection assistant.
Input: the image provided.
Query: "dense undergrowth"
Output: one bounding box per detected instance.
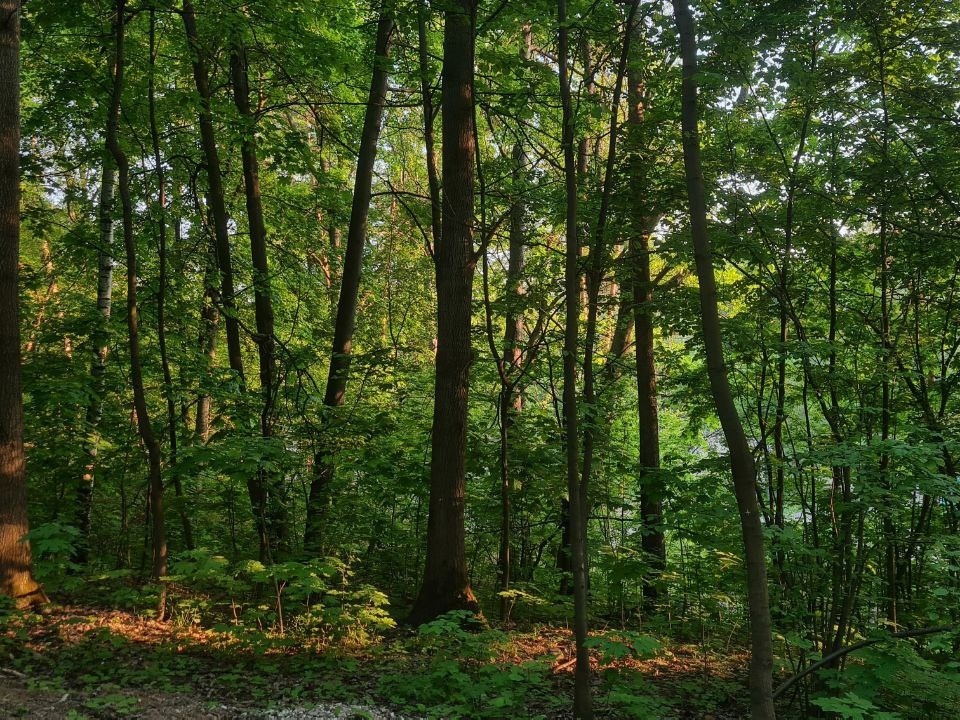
[3,555,960,720]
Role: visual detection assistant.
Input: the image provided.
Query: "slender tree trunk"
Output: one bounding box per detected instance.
[631,227,665,606]
[105,0,167,616]
[231,38,289,560]
[671,2,776,717]
[75,22,121,564]
[559,1,592,715]
[875,41,898,628]
[304,3,395,555]
[417,0,442,250]
[0,0,43,607]
[195,253,218,442]
[408,0,481,626]
[181,0,244,381]
[149,10,192,552]
[496,140,527,621]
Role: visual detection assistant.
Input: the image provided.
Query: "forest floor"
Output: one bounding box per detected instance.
[0,605,759,719]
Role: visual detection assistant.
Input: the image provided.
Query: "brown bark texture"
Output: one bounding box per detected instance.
[305,3,394,554]
[105,0,167,606]
[559,0,593,716]
[671,1,776,717]
[0,0,43,606]
[408,0,481,626]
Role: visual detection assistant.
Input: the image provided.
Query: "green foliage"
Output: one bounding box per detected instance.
[583,631,662,664]
[165,549,394,643]
[816,636,960,720]
[812,693,902,720]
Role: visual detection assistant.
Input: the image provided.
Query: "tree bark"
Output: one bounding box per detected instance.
[304,2,395,555]
[106,0,167,617]
[181,0,244,382]
[231,38,288,560]
[559,0,593,715]
[671,1,776,717]
[149,8,193,552]
[74,16,121,565]
[625,19,665,608]
[408,0,481,626]
[496,140,527,621]
[0,0,44,607]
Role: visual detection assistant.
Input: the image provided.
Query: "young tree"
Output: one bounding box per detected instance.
[105,0,167,615]
[0,0,44,607]
[408,0,482,626]
[305,1,395,555]
[672,1,776,717]
[230,35,288,559]
[559,0,592,715]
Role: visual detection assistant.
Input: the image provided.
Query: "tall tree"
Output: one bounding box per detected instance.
[74,95,118,565]
[231,35,288,559]
[304,1,395,555]
[408,0,481,626]
[105,0,167,616]
[626,26,665,606]
[181,0,244,382]
[672,1,776,717]
[559,0,593,715]
[0,0,44,607]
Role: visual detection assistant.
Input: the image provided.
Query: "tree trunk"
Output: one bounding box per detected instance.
[75,19,121,565]
[195,254,218,443]
[106,0,167,617]
[231,39,289,560]
[632,228,665,607]
[0,0,44,607]
[408,0,481,626]
[496,140,527,621]
[626,20,665,609]
[181,0,244,382]
[671,1,776,717]
[304,2,395,555]
[149,9,193,552]
[559,0,593,715]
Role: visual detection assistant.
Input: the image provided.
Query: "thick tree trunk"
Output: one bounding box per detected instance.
[671,2,776,717]
[408,0,481,626]
[304,3,394,555]
[559,1,593,716]
[106,0,167,617]
[0,0,43,607]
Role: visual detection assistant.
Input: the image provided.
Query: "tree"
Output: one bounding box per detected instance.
[407,0,482,626]
[0,0,44,607]
[672,0,776,716]
[105,0,167,615]
[231,32,288,559]
[559,0,592,715]
[305,0,395,555]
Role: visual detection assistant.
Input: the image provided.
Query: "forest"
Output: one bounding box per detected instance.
[1,0,959,718]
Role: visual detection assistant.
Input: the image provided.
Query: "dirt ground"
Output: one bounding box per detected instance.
[0,672,251,719]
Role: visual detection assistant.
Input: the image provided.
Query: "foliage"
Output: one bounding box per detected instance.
[6,0,960,716]
[815,636,960,720]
